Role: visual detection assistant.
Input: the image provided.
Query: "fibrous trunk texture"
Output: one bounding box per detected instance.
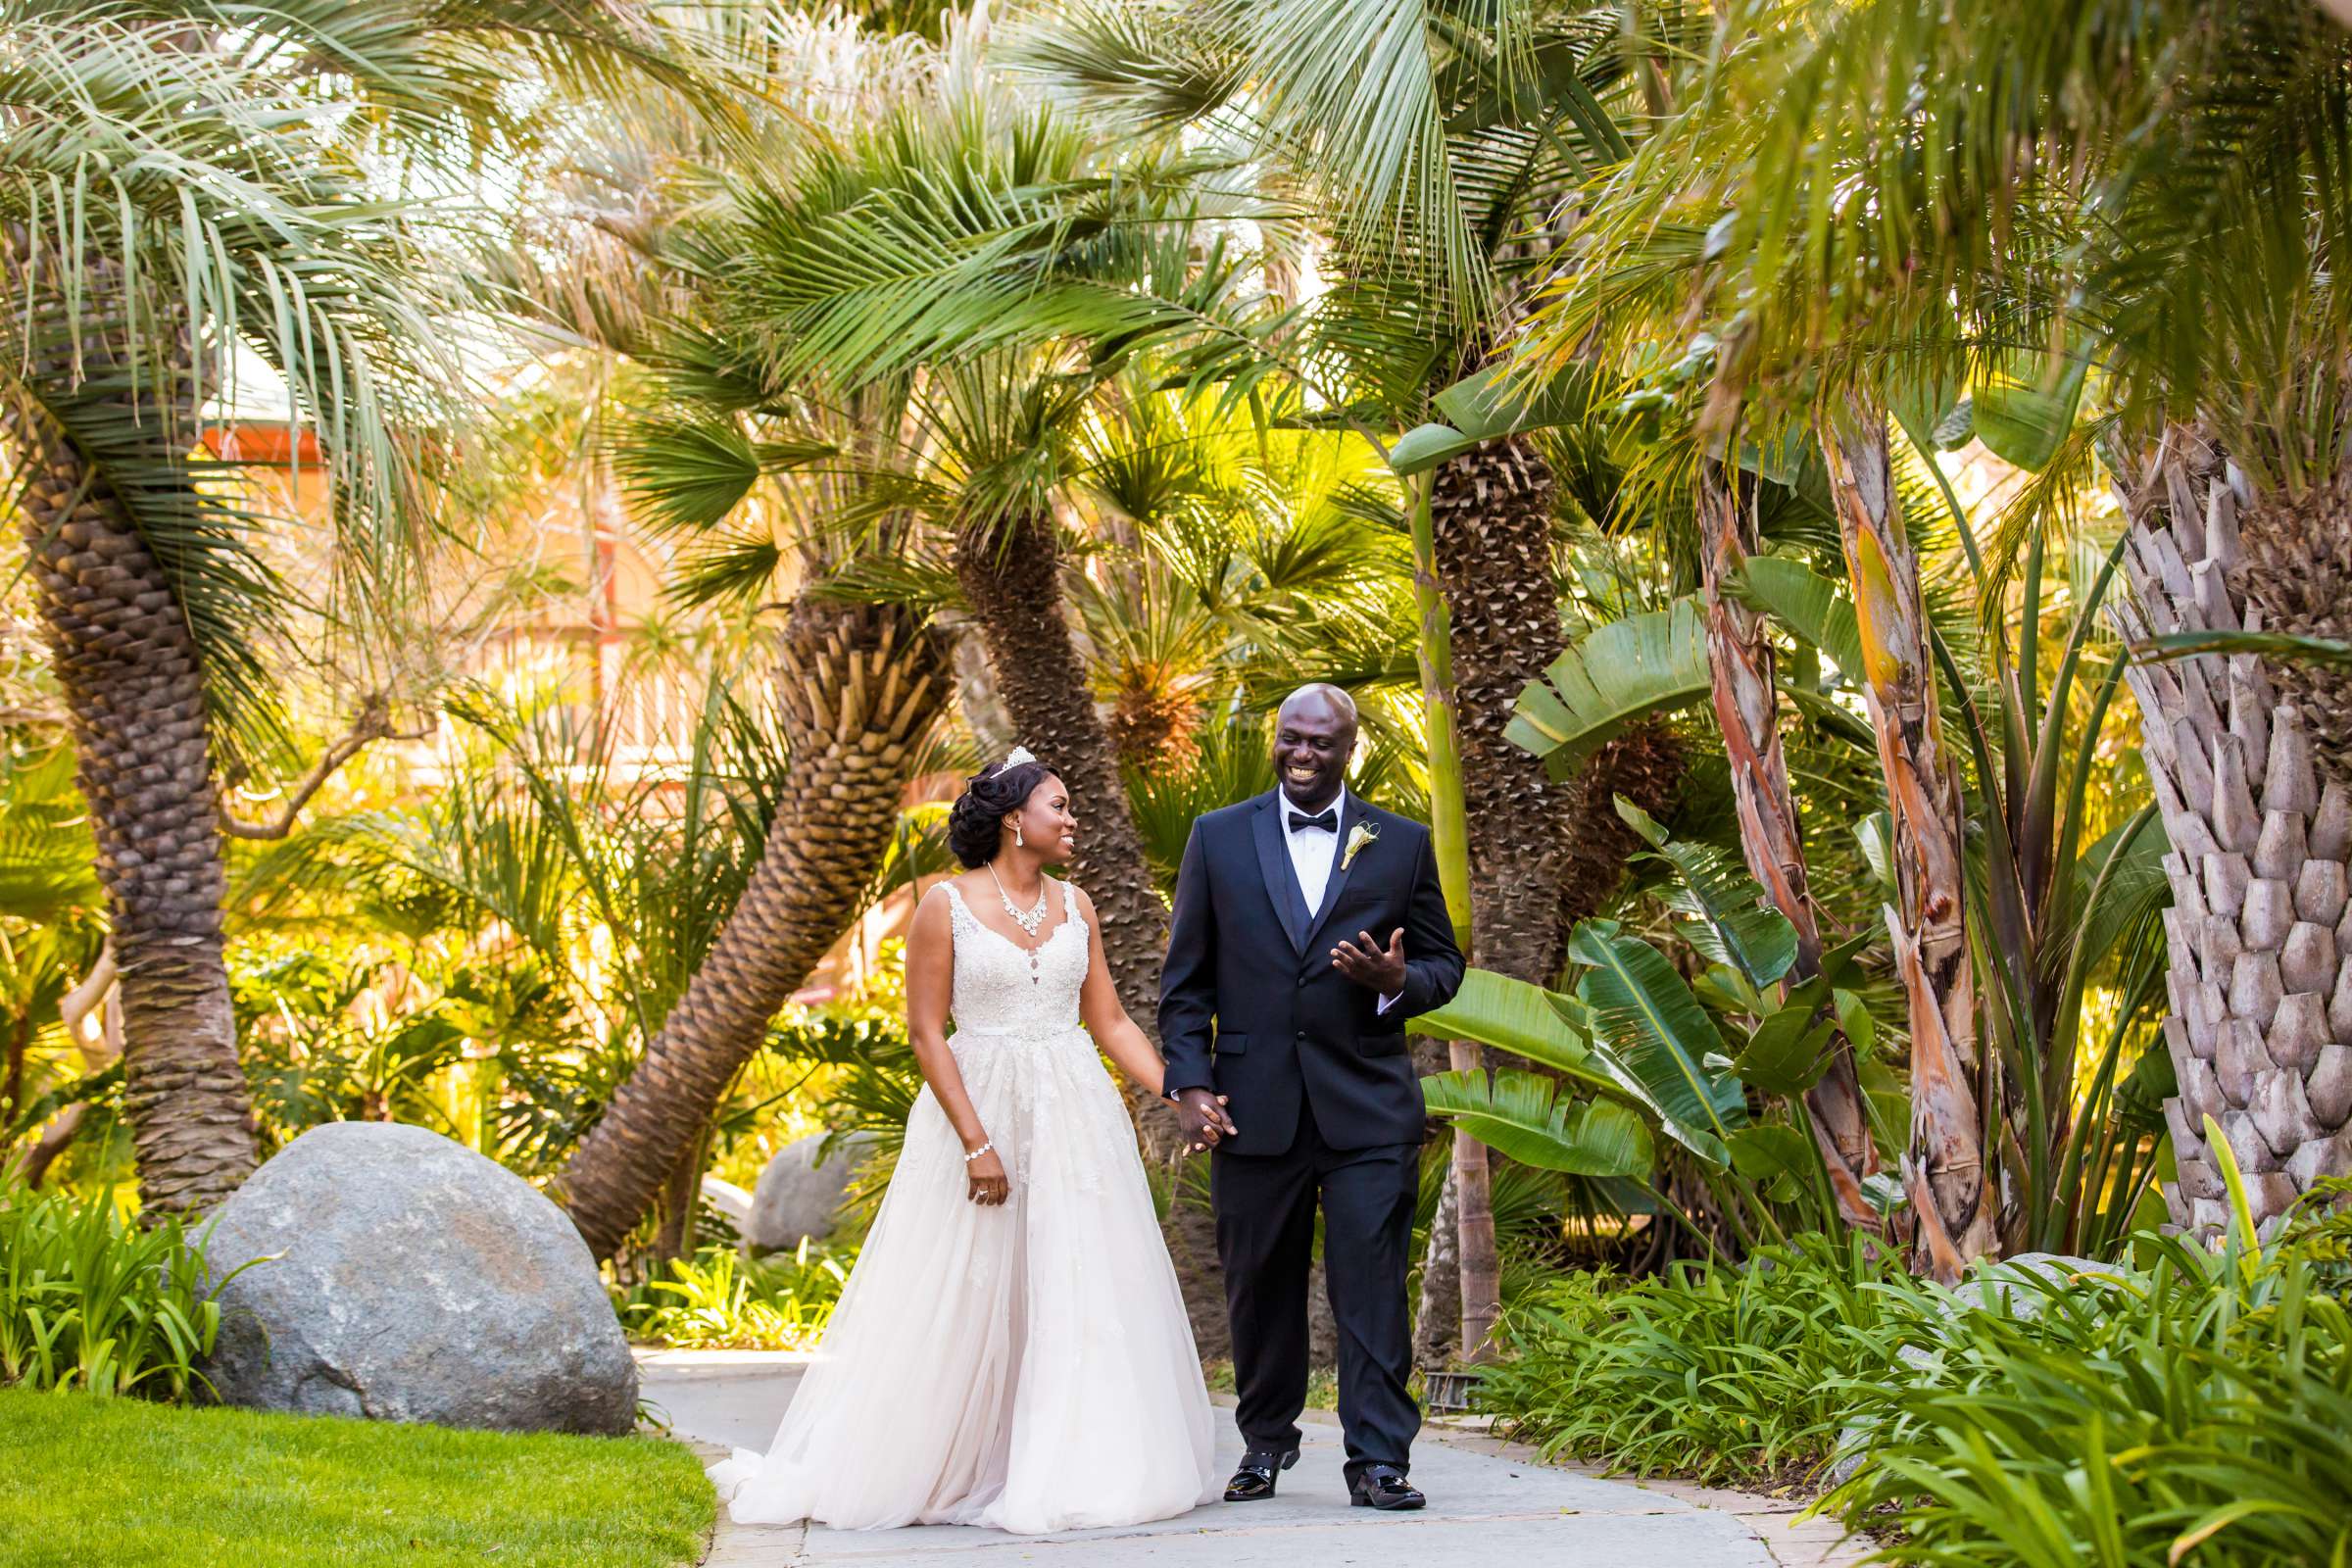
[1426,434,1681,1356]
[2108,426,2352,1238]
[954,514,1174,1127]
[953,513,1228,1349]
[1695,458,1882,1233]
[1820,400,1994,1282]
[1426,434,1682,1354]
[1431,435,1683,981]
[555,600,948,1259]
[5,379,257,1217]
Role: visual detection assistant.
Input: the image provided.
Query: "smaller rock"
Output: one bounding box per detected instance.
[745,1132,872,1255]
[702,1176,754,1232]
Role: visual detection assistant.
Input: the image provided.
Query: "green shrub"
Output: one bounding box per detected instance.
[1825,1234,2352,1566]
[1485,1201,2352,1565]
[613,1239,849,1350]
[0,1182,250,1399]
[1480,1231,1903,1485]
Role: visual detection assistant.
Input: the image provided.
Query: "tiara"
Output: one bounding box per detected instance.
[997,745,1036,771]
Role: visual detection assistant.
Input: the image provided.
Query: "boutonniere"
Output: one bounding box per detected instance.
[1341,820,1381,870]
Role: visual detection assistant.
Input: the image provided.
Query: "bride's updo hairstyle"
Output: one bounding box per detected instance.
[947,755,1055,869]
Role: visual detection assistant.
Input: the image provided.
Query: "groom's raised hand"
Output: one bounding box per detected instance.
[1331,928,1407,995]
[1170,1088,1237,1154]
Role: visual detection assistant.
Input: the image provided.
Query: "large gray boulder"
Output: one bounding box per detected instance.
[200,1121,636,1435]
[744,1132,870,1255]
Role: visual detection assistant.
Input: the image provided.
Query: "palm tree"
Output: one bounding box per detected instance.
[1018,0,1710,1346]
[615,82,1299,1167]
[486,4,962,1260]
[0,4,647,1212]
[1522,0,2352,1248]
[551,593,950,1258]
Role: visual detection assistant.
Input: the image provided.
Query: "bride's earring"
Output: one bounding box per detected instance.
[1013,822,1025,848]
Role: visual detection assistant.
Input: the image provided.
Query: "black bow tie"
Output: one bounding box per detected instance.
[1288,808,1339,834]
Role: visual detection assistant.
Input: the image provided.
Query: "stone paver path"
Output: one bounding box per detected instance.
[636,1349,1865,1568]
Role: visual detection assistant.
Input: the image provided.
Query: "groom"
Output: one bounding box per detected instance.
[1159,683,1465,1512]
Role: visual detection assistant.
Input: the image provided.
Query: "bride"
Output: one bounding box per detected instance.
[710,749,1223,1534]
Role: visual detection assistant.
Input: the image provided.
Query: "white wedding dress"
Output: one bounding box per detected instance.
[710,880,1222,1534]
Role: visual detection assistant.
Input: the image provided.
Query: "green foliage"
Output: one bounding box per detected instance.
[1491,1216,2352,1568]
[1567,918,1744,1166]
[1408,968,1606,1082]
[613,1240,850,1351]
[1122,717,1277,889]
[761,1007,919,1176]
[232,683,797,1176]
[1825,1236,2352,1567]
[1481,1233,1901,1485]
[1419,1071,1651,1178]
[0,1386,711,1568]
[1615,799,1795,991]
[1505,599,1712,778]
[0,741,99,925]
[0,1181,246,1400]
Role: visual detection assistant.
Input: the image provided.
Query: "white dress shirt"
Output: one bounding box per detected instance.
[1280,786,1400,1014]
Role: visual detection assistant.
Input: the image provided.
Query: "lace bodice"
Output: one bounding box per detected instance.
[943,880,1089,1037]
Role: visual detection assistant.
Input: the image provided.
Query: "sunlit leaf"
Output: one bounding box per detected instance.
[1420,1069,1652,1178]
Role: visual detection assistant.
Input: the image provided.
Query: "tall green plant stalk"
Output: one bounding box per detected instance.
[1408,468,1495,1357]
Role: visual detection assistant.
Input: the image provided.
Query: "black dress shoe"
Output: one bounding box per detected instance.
[1349,1463,1426,1510]
[1223,1446,1299,1501]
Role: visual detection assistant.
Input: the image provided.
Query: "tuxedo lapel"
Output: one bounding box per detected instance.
[1251,792,1308,953]
[1302,794,1373,951]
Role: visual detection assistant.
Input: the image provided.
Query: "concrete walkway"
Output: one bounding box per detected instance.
[637,1350,1865,1568]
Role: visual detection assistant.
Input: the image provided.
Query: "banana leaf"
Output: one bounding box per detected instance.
[1737,556,1866,685]
[1390,362,1603,475]
[1615,798,1796,990]
[1506,599,1712,777]
[1405,967,1613,1089]
[1727,1122,1815,1200]
[1420,1068,1652,1178]
[1730,984,1838,1096]
[1970,349,2089,473]
[1566,919,1744,1165]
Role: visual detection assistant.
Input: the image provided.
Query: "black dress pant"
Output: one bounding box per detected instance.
[1210,1094,1420,1477]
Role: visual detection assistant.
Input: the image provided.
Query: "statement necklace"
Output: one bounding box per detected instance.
[987,861,1050,939]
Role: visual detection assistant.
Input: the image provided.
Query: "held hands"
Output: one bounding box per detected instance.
[1171,1087,1237,1154]
[1332,928,1407,995]
[965,1144,1009,1206]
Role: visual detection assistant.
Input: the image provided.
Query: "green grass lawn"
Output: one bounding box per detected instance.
[0,1387,713,1568]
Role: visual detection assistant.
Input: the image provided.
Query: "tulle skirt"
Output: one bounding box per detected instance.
[708,1025,1222,1534]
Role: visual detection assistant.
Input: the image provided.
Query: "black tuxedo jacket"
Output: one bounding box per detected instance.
[1158,790,1466,1156]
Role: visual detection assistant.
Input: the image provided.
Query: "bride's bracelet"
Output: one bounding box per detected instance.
[962,1140,994,1163]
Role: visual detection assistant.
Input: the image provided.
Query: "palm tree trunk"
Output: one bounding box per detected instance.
[1695,456,1883,1233]
[6,421,256,1216]
[554,599,948,1259]
[1819,398,1993,1281]
[1401,466,1500,1358]
[951,512,1228,1334]
[2108,426,2352,1237]
[650,1132,707,1266]
[1412,1152,1460,1368]
[952,514,1178,1139]
[1427,434,1685,1351]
